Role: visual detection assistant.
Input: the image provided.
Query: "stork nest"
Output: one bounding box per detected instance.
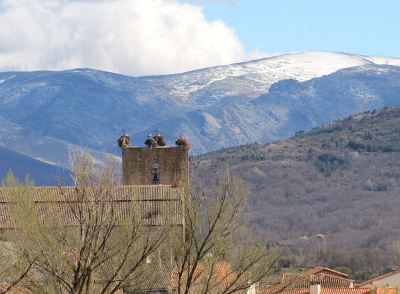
[175,137,190,147]
[145,138,157,148]
[153,135,167,146]
[117,135,131,148]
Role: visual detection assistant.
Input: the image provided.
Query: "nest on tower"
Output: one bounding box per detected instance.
[153,134,167,147]
[144,136,157,148]
[117,134,131,148]
[175,136,190,147]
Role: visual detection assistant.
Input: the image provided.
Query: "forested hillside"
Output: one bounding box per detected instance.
[193,106,400,280]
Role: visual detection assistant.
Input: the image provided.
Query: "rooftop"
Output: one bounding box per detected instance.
[357,269,400,287]
[0,185,185,229]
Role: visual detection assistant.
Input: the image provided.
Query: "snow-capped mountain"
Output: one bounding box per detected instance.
[0,51,399,168]
[365,55,400,66]
[143,52,373,107]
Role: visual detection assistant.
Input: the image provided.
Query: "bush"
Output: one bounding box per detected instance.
[347,140,397,153]
[314,153,348,176]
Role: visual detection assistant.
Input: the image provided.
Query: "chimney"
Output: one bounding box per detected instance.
[310,283,321,294]
[246,283,256,294]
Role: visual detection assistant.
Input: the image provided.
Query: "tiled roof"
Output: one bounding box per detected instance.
[374,288,397,294]
[321,288,370,294]
[260,288,310,294]
[170,261,237,289]
[0,185,184,228]
[265,267,356,294]
[281,273,353,289]
[260,288,371,294]
[0,283,31,294]
[357,269,400,287]
[304,267,349,278]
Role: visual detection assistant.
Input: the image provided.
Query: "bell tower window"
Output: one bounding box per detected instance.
[152,163,160,185]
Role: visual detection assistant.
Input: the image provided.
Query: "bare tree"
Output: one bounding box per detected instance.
[2,156,168,294]
[1,160,281,293]
[171,173,281,294]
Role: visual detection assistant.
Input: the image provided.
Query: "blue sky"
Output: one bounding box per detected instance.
[0,0,398,76]
[194,0,400,57]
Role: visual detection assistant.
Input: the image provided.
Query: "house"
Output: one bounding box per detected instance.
[357,268,400,289]
[261,267,365,294]
[260,284,373,294]
[169,261,256,294]
[261,267,398,294]
[278,267,354,290]
[303,267,350,279]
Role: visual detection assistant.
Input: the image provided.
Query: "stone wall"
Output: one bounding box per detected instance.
[122,146,189,186]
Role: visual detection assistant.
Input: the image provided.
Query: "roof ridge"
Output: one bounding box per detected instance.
[357,269,400,287]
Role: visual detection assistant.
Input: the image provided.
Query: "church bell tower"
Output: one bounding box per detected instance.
[117,132,190,187]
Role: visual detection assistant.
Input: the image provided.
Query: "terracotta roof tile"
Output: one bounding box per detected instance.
[0,283,31,294]
[260,287,371,294]
[281,273,352,289]
[321,288,370,294]
[260,288,309,294]
[170,261,237,290]
[303,267,349,278]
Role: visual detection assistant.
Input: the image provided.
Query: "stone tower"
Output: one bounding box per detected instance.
[117,133,190,186]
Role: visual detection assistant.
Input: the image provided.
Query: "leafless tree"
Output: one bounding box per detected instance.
[2,156,168,294]
[171,173,281,294]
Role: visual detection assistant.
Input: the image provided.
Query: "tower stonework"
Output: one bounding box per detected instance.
[119,135,190,186]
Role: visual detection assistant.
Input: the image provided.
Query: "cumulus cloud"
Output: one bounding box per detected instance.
[188,0,235,4]
[0,0,246,76]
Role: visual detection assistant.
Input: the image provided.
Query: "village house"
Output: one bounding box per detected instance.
[260,267,397,294]
[357,268,400,289]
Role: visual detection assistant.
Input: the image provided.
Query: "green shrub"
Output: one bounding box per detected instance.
[314,153,348,176]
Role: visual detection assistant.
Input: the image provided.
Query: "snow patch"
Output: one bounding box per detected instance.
[366,56,400,66]
[0,75,16,84]
[32,157,57,166]
[203,112,221,135]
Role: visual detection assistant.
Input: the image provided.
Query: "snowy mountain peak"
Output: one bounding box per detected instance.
[153,51,375,106]
[365,55,400,66]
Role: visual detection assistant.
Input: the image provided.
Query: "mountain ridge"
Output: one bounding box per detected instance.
[0,146,72,186]
[0,52,400,167]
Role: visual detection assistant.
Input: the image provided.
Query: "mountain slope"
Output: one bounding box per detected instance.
[0,115,121,169]
[193,106,400,253]
[0,52,399,165]
[138,64,400,153]
[0,146,73,186]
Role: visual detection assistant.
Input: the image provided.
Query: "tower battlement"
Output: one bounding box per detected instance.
[118,133,190,187]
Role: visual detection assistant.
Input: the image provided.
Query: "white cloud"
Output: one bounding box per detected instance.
[0,0,246,76]
[188,0,235,4]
